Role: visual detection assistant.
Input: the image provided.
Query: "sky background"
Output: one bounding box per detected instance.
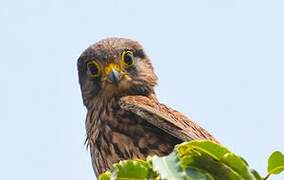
[0,0,283,179]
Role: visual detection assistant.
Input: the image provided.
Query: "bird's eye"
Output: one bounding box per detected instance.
[121,50,135,67]
[87,61,101,77]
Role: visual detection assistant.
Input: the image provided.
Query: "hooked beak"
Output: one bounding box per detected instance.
[107,68,120,86]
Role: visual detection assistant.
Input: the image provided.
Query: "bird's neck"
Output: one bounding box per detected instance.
[85,93,156,145]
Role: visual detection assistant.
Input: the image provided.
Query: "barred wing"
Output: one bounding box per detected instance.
[119,95,218,143]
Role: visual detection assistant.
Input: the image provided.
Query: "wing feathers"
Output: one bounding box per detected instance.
[119,95,217,143]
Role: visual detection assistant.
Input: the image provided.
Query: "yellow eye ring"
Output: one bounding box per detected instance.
[87,60,101,77]
[121,50,135,67]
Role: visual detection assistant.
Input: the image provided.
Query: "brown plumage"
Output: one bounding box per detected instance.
[77,37,217,176]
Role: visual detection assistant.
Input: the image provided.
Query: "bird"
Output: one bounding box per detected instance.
[77,37,217,177]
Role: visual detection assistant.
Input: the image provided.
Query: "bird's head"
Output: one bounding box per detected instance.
[77,38,158,109]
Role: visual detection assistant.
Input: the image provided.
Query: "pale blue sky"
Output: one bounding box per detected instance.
[0,0,283,179]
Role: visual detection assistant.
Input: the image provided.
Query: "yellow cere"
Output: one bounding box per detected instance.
[104,63,122,75]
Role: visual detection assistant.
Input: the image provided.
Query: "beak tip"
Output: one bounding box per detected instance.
[108,69,120,86]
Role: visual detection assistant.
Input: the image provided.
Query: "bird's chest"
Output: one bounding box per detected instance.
[88,102,177,175]
[93,107,162,158]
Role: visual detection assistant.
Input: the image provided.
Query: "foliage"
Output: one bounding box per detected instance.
[99,140,284,180]
[265,151,284,179]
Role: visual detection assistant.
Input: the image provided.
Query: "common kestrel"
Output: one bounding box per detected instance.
[77,37,217,176]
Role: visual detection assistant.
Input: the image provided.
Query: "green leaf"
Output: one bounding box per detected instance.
[185,167,215,180]
[177,141,230,161]
[267,151,284,175]
[151,152,186,180]
[178,148,242,180]
[250,169,263,180]
[176,140,257,180]
[221,153,256,179]
[99,171,111,180]
[112,160,149,180]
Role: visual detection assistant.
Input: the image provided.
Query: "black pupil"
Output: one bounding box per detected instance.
[124,53,133,65]
[89,64,98,75]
